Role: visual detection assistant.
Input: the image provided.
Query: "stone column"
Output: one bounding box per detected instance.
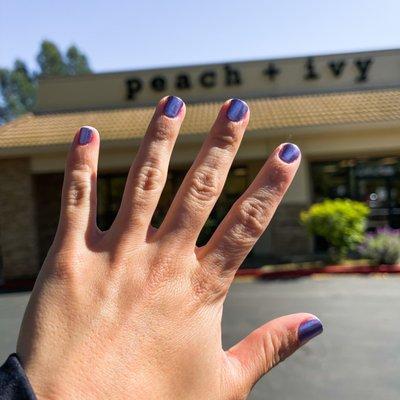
[0,158,39,280]
[268,204,312,258]
[250,158,313,260]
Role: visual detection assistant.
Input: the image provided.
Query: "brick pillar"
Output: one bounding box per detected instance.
[0,158,39,280]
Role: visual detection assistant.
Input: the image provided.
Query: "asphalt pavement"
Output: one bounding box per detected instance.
[1,276,400,400]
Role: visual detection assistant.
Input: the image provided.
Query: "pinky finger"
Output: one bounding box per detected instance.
[56,126,100,242]
[199,143,301,278]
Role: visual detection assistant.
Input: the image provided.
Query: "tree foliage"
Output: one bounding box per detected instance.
[0,40,92,124]
[0,60,36,123]
[66,45,91,75]
[37,40,67,77]
[300,198,370,261]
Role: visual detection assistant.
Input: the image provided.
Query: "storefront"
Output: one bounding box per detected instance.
[1,48,400,281]
[312,156,400,229]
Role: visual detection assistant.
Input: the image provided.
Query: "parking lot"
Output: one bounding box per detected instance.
[1,276,400,399]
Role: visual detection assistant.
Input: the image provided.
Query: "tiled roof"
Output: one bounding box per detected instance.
[1,88,400,149]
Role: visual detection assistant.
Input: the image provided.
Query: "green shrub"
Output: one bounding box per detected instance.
[359,228,400,265]
[300,199,370,261]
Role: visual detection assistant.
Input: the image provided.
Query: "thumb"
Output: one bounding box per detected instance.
[226,313,323,396]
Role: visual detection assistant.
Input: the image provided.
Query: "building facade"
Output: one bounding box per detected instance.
[1,49,400,281]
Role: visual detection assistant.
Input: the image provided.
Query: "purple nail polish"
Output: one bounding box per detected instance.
[279,143,300,163]
[164,96,184,118]
[79,127,93,145]
[298,318,323,343]
[226,98,248,122]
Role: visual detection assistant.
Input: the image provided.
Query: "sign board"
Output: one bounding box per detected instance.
[36,49,400,113]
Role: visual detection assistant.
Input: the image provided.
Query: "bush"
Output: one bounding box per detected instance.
[300,199,370,261]
[359,228,400,265]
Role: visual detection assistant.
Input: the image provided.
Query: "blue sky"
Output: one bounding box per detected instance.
[1,0,400,73]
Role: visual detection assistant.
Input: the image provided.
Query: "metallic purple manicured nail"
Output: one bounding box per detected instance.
[298,318,323,343]
[164,96,184,118]
[226,98,248,122]
[78,127,93,145]
[279,143,300,163]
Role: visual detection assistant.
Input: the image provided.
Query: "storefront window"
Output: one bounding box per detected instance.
[311,156,400,229]
[97,174,128,230]
[197,166,249,245]
[97,166,249,243]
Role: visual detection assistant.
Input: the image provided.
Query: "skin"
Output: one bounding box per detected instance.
[17,97,321,400]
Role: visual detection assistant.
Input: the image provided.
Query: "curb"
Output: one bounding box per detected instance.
[235,264,400,280]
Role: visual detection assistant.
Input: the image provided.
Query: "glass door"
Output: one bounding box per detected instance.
[356,177,390,229]
[388,178,400,228]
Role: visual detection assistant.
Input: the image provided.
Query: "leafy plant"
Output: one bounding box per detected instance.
[359,228,400,265]
[300,199,370,261]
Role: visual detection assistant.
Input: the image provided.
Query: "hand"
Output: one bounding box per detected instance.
[17,96,322,400]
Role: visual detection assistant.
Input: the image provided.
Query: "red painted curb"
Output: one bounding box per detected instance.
[235,264,400,280]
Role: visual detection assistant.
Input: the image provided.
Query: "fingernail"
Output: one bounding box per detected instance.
[164,96,184,118]
[279,143,300,163]
[78,127,93,145]
[226,98,248,122]
[298,318,323,343]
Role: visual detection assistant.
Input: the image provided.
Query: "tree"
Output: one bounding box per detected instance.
[66,45,91,75]
[0,60,36,124]
[37,40,67,77]
[0,40,92,124]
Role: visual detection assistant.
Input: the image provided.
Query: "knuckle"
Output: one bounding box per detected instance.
[266,164,292,195]
[152,121,175,142]
[52,258,76,281]
[261,330,291,371]
[65,168,92,207]
[146,253,178,288]
[48,250,82,282]
[135,161,164,192]
[261,331,282,371]
[236,199,268,239]
[212,127,240,150]
[189,168,219,204]
[191,265,228,302]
